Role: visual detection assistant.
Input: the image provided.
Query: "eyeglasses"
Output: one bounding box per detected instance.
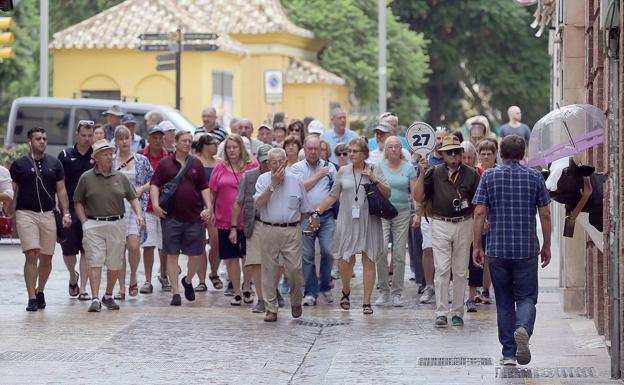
[444,149,463,156]
[348,149,361,154]
[78,120,95,127]
[337,152,348,157]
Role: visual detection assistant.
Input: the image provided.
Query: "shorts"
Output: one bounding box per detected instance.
[162,217,204,256]
[142,212,162,249]
[218,228,246,260]
[82,219,127,270]
[421,217,432,249]
[244,221,262,266]
[61,208,83,256]
[16,210,57,255]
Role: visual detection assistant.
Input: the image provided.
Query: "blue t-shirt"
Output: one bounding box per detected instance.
[498,123,531,144]
[377,160,417,210]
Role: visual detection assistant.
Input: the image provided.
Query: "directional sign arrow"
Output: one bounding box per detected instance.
[139,33,174,41]
[156,53,177,62]
[156,63,176,71]
[139,44,170,52]
[183,43,219,51]
[183,33,219,40]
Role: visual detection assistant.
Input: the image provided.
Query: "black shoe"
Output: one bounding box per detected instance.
[417,284,426,294]
[101,295,120,310]
[26,299,38,312]
[170,294,182,306]
[36,291,46,309]
[181,276,195,301]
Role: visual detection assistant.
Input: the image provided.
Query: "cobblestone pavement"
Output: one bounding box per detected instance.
[0,240,620,385]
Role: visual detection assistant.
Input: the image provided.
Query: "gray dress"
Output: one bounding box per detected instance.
[330,164,385,262]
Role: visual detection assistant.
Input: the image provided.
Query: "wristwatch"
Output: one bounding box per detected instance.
[268,185,275,192]
[63,213,71,218]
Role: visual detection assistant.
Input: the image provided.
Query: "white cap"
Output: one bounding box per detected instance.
[157,120,176,132]
[307,119,324,135]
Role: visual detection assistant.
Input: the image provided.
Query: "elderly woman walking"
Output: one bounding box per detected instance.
[315,138,390,314]
[374,136,417,307]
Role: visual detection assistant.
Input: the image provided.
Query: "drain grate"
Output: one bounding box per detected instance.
[496,367,596,378]
[0,351,95,362]
[294,318,351,328]
[418,357,493,366]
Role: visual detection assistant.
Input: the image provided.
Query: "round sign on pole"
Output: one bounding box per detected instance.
[407,122,436,157]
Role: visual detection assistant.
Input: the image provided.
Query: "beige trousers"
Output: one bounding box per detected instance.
[260,223,303,313]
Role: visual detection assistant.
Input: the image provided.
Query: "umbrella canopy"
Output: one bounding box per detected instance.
[527,104,606,167]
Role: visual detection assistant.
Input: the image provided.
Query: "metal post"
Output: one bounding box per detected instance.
[39,0,48,97]
[175,27,181,110]
[378,0,387,114]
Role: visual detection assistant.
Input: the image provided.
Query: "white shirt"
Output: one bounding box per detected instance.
[290,159,337,208]
[254,171,312,223]
[368,148,411,165]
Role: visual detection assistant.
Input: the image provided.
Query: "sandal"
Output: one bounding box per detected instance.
[69,272,79,297]
[363,304,373,315]
[78,292,91,301]
[242,290,255,304]
[195,282,208,292]
[209,275,223,290]
[128,283,139,297]
[114,292,126,300]
[230,295,242,306]
[340,291,351,310]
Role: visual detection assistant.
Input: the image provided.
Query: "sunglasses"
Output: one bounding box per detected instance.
[444,149,463,156]
[337,152,348,157]
[289,128,301,132]
[78,120,95,127]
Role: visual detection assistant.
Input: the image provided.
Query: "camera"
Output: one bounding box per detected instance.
[452,198,461,213]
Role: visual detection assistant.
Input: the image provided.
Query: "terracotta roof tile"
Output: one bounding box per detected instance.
[285,57,346,86]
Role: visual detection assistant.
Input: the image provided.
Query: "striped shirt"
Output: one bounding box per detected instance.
[472,160,550,259]
[195,124,228,143]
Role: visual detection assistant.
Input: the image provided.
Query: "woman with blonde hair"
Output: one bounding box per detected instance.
[209,134,259,305]
[315,137,391,314]
[112,125,153,299]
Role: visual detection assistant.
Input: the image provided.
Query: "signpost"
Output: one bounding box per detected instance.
[407,121,436,157]
[138,30,219,110]
[264,70,283,110]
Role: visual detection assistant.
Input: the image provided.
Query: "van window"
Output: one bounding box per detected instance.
[14,106,70,145]
[75,108,148,139]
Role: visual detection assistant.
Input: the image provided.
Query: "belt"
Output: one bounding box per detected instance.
[432,215,471,223]
[259,219,300,227]
[87,215,124,221]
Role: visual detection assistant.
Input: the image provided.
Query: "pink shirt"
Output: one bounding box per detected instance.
[209,160,259,230]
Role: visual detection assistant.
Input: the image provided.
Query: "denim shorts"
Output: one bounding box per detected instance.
[162,217,205,256]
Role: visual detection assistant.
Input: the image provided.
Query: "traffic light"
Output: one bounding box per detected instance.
[0,17,14,60]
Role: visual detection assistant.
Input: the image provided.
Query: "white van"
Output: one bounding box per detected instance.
[5,97,196,154]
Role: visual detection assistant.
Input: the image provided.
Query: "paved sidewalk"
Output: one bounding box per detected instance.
[0,241,620,385]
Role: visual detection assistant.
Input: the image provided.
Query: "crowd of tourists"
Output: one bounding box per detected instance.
[4,104,551,366]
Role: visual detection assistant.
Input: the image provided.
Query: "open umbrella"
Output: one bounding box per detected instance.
[527,104,606,167]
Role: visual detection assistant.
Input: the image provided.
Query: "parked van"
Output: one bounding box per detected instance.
[5,97,196,154]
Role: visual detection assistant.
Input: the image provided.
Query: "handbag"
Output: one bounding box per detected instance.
[29,155,66,243]
[159,155,194,212]
[0,210,12,236]
[364,182,398,220]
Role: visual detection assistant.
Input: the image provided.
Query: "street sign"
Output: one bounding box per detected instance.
[139,33,174,40]
[156,53,177,62]
[264,70,283,104]
[183,33,218,40]
[139,44,170,52]
[407,121,436,156]
[183,44,219,51]
[156,63,176,71]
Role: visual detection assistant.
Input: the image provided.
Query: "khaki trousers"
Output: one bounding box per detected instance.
[260,223,303,313]
[431,218,473,318]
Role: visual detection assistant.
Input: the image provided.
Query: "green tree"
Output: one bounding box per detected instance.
[282,0,430,125]
[391,0,550,130]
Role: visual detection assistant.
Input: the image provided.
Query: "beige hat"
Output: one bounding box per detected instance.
[91,139,115,158]
[438,135,463,152]
[103,105,124,117]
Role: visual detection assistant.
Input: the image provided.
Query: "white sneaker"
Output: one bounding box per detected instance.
[375,293,391,306]
[419,286,435,304]
[392,295,404,307]
[302,295,316,306]
[320,290,334,303]
[500,357,517,366]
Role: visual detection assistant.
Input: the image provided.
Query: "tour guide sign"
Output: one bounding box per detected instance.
[407,121,436,156]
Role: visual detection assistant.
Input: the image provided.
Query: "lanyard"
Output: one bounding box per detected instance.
[352,166,364,202]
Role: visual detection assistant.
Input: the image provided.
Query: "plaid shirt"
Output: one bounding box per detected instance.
[472,160,550,259]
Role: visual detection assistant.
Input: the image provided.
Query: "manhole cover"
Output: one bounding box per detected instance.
[294,318,350,327]
[418,357,493,366]
[496,367,596,378]
[0,351,95,362]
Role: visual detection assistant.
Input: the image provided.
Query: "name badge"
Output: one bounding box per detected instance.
[351,204,361,219]
[461,199,469,210]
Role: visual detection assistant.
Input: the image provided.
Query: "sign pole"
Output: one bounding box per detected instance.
[175,28,181,110]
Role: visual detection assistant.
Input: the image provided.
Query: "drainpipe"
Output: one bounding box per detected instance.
[606,0,621,378]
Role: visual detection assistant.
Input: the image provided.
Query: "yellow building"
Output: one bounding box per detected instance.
[51,0,348,129]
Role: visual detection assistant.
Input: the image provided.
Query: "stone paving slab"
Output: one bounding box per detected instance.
[0,243,621,385]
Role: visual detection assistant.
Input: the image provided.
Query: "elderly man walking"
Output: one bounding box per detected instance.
[291,136,337,306]
[73,139,144,312]
[11,127,72,311]
[321,107,358,163]
[472,135,552,366]
[255,148,313,322]
[196,106,228,143]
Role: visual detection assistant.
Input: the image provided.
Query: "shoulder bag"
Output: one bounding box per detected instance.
[159,155,194,212]
[30,155,66,243]
[363,165,398,220]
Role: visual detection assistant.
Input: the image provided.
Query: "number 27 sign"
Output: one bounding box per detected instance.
[407,122,436,156]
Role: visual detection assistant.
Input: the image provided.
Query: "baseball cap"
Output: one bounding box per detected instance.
[374,122,392,133]
[103,105,124,117]
[121,113,137,125]
[307,120,324,135]
[256,144,272,162]
[157,120,176,132]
